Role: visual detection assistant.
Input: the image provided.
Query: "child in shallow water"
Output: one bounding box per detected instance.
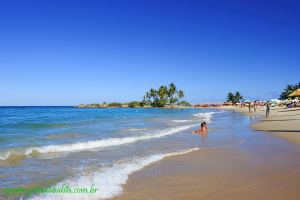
[192,122,208,134]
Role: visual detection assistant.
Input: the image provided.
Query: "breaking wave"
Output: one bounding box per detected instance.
[30,148,199,200]
[171,120,192,123]
[0,124,197,161]
[193,111,222,123]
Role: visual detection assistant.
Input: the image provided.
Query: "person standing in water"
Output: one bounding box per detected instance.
[266,102,270,118]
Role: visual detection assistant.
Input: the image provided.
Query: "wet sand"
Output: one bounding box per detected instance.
[224,106,300,146]
[112,107,300,200]
[251,107,300,146]
[113,147,300,200]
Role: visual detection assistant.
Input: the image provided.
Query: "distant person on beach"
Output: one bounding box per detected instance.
[248,103,251,113]
[253,101,256,112]
[266,102,270,118]
[193,122,208,134]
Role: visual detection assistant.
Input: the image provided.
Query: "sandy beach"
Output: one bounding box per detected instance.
[113,107,300,200]
[251,107,300,146]
[223,106,300,146]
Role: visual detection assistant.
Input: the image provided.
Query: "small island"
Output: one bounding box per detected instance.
[76,83,192,108]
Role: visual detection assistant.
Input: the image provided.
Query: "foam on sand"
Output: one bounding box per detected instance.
[0,124,197,161]
[30,148,199,200]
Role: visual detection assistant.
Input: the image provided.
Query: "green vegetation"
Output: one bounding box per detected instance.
[108,102,123,107]
[178,100,191,107]
[128,101,144,108]
[143,83,187,107]
[76,83,191,108]
[279,82,300,100]
[77,103,106,108]
[226,91,243,103]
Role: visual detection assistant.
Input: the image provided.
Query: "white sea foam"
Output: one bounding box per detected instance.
[172,119,191,123]
[193,111,221,123]
[30,148,199,200]
[0,151,13,160]
[126,128,149,132]
[0,124,197,161]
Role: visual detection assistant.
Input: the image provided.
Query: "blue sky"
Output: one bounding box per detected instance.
[0,0,299,105]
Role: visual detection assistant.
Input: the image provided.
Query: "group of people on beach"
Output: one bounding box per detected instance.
[247,101,271,118]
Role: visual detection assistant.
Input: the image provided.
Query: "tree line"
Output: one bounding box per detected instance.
[279,82,300,100]
[225,81,300,104]
[143,83,190,107]
[226,91,244,103]
[77,83,191,108]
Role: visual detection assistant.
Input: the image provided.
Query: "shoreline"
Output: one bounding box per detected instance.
[221,106,300,146]
[112,107,300,200]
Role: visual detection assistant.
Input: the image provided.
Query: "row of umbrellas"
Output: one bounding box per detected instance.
[233,89,300,104]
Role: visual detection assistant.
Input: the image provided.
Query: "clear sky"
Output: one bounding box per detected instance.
[0,0,299,105]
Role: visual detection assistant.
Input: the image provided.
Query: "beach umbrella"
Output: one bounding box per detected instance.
[289,89,300,97]
[243,100,251,103]
[270,99,282,103]
[284,99,291,103]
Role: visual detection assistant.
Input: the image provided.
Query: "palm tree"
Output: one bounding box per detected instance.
[235,91,243,103]
[158,86,168,100]
[226,92,234,103]
[226,91,243,103]
[150,88,158,101]
[168,83,177,106]
[178,90,184,99]
[143,92,151,105]
[143,83,189,107]
[279,83,300,100]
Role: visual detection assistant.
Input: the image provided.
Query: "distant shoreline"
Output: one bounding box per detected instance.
[0,106,74,108]
[221,105,300,146]
[75,105,195,109]
[75,102,227,108]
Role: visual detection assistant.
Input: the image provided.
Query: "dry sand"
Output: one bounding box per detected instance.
[251,107,300,146]
[112,106,300,200]
[224,106,300,146]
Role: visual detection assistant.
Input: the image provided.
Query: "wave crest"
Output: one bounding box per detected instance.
[0,124,197,161]
[193,111,221,122]
[30,148,199,200]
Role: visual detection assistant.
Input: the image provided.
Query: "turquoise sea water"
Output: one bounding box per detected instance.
[0,107,247,199]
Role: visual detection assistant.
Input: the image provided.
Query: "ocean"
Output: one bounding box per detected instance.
[0,107,246,199]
